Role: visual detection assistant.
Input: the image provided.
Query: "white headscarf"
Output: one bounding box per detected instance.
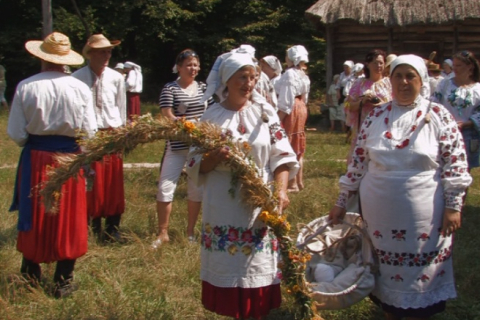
[232,44,256,59]
[390,54,428,85]
[353,63,364,73]
[262,55,283,75]
[124,61,141,72]
[287,45,309,66]
[343,60,354,69]
[444,59,453,68]
[201,52,260,103]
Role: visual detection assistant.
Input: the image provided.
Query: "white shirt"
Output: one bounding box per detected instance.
[7,71,97,147]
[125,68,143,93]
[73,66,126,128]
[276,68,310,115]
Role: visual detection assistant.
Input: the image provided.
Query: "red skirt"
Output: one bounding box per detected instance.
[17,150,88,264]
[87,153,125,218]
[127,92,141,118]
[202,281,281,319]
[282,96,308,158]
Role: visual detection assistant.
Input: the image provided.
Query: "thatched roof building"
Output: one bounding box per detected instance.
[306,0,480,87]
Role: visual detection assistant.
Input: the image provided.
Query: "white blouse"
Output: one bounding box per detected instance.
[276,68,310,114]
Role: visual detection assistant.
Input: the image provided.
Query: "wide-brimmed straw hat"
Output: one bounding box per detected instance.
[427,62,442,72]
[82,34,121,59]
[385,54,397,68]
[25,32,84,66]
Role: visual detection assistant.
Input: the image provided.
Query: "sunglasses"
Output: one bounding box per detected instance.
[176,51,198,64]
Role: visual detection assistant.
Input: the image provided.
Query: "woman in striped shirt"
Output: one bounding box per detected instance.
[153,49,213,248]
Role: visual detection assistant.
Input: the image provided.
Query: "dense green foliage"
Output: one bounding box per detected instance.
[0,0,326,102]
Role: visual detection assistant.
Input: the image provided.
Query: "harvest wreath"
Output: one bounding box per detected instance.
[38,114,320,319]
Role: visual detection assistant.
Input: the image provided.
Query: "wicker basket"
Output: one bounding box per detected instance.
[296,212,378,310]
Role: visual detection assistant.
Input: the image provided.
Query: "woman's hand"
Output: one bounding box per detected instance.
[199,146,230,173]
[276,188,290,215]
[328,206,346,224]
[441,208,461,237]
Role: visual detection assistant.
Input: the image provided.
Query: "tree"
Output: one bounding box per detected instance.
[0,0,325,101]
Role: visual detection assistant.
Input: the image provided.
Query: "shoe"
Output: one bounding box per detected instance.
[105,230,125,243]
[188,236,197,243]
[53,282,78,299]
[151,238,163,250]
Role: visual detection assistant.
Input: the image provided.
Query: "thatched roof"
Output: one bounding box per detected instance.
[306,0,480,26]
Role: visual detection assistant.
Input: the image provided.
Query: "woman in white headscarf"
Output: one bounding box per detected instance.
[329,54,472,320]
[186,52,298,319]
[441,59,455,79]
[260,55,283,93]
[276,45,310,192]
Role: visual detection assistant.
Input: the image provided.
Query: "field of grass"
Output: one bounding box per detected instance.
[0,104,479,320]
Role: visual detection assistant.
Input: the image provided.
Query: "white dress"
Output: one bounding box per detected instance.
[337,96,472,309]
[186,101,298,289]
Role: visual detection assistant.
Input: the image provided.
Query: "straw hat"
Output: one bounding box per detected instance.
[385,54,397,68]
[427,62,442,72]
[25,32,84,66]
[82,34,121,59]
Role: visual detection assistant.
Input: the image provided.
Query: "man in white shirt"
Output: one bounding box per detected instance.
[124,61,142,119]
[73,34,126,242]
[8,32,97,298]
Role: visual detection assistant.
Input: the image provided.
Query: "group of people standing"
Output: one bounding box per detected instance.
[7,32,133,298]
[6,29,479,320]
[328,49,479,320]
[6,30,311,318]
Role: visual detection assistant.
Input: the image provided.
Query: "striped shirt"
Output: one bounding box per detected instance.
[159,81,213,150]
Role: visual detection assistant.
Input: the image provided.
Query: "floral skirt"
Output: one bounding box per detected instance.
[282,96,307,157]
[87,153,125,218]
[17,150,88,263]
[202,281,281,319]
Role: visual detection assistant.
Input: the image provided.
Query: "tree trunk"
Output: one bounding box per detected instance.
[42,0,52,38]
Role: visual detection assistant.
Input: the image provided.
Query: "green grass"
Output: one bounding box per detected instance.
[0,107,479,319]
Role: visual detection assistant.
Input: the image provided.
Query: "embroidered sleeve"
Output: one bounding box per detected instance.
[337,110,374,195]
[267,107,299,179]
[436,105,472,210]
[335,190,349,209]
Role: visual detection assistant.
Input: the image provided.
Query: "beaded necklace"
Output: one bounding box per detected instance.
[383,99,431,149]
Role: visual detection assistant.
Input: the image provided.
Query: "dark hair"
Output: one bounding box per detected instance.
[363,49,387,78]
[175,49,199,66]
[452,50,480,82]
